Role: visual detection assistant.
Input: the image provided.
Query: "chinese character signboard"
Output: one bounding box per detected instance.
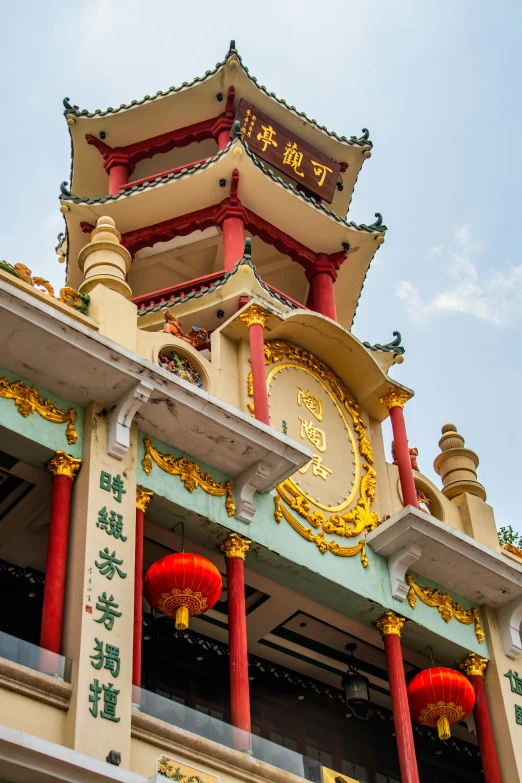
[236,99,341,203]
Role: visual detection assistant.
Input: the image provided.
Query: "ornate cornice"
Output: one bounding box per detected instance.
[239,304,271,329]
[407,573,484,644]
[136,487,154,512]
[46,450,82,480]
[374,611,405,637]
[142,438,235,517]
[0,377,78,444]
[458,652,489,678]
[220,532,251,561]
[380,388,411,410]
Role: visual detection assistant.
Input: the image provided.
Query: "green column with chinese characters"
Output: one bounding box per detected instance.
[62,402,137,766]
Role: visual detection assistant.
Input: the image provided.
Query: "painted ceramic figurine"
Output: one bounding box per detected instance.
[161,310,208,348]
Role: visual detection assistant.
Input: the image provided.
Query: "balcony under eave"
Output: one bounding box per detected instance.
[62,141,384,329]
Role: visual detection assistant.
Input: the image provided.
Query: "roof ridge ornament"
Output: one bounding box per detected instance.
[363,331,405,356]
[370,213,383,228]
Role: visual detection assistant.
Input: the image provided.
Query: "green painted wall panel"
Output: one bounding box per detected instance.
[0,366,83,459]
[137,430,487,656]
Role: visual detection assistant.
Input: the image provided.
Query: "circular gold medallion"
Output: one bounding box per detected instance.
[267,363,359,513]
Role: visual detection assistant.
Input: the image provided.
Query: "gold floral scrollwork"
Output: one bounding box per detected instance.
[406,573,484,644]
[246,370,255,416]
[239,303,271,329]
[136,487,154,512]
[322,463,380,537]
[0,377,78,444]
[274,496,368,567]
[220,532,251,560]
[380,388,411,410]
[374,611,406,637]
[142,438,235,517]
[46,450,81,480]
[458,652,489,678]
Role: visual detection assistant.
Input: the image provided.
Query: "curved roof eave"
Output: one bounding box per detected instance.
[267,311,413,421]
[62,140,384,290]
[60,139,386,238]
[63,43,372,152]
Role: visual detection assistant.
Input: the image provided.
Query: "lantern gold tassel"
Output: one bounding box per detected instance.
[175,605,189,631]
[437,715,451,741]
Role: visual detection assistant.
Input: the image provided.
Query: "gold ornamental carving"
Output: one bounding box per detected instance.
[239,304,271,329]
[406,574,484,644]
[142,438,235,517]
[258,341,380,562]
[220,532,251,560]
[0,377,78,444]
[274,496,369,566]
[458,652,489,678]
[136,487,154,512]
[46,450,82,480]
[380,388,411,411]
[374,611,405,637]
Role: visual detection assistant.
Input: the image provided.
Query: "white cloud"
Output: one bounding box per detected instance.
[396,224,522,328]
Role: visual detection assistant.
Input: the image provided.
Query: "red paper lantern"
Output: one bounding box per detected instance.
[144,553,222,631]
[407,667,475,740]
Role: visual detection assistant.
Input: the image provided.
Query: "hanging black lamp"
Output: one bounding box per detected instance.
[342,643,372,719]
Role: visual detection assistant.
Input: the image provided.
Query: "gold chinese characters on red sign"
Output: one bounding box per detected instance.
[236,99,341,203]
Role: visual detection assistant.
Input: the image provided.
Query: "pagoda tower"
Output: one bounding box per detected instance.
[60,40,384,334]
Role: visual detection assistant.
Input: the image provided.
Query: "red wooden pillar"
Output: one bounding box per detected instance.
[133,488,153,690]
[239,304,270,426]
[459,654,503,783]
[220,212,246,271]
[380,389,419,508]
[41,451,81,654]
[213,87,236,150]
[105,153,135,196]
[306,261,337,320]
[220,533,252,744]
[375,612,420,783]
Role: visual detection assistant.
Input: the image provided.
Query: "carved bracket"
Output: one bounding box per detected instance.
[497,598,522,660]
[235,461,272,523]
[388,544,422,601]
[108,380,154,459]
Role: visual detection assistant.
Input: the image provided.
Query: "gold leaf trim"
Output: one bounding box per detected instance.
[274,496,368,566]
[0,377,77,444]
[264,341,373,462]
[142,438,235,517]
[406,573,484,643]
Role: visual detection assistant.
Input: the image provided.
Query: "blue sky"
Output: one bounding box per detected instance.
[1,0,521,532]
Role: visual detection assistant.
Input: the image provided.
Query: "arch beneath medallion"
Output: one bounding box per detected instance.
[151,336,213,393]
